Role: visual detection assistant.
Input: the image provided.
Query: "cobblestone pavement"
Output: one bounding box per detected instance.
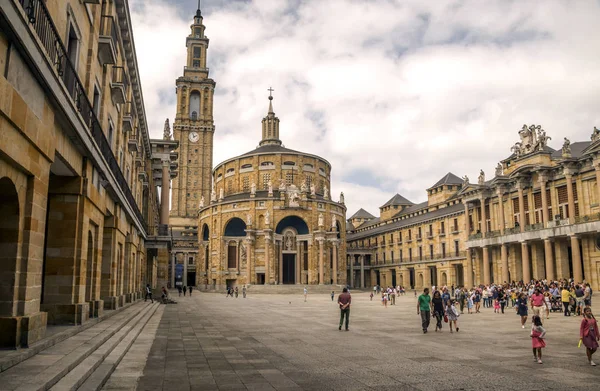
[117,291,600,391]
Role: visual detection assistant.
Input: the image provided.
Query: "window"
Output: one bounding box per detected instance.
[286,172,293,185]
[440,221,445,234]
[192,47,201,67]
[399,249,403,262]
[391,251,394,262]
[241,164,252,169]
[242,177,250,192]
[419,247,422,260]
[191,111,198,120]
[453,218,458,232]
[227,180,233,194]
[454,240,459,256]
[226,168,235,174]
[409,248,412,262]
[429,244,433,259]
[428,224,433,237]
[188,257,194,265]
[189,91,200,118]
[227,243,237,268]
[305,175,313,189]
[261,161,273,166]
[93,85,101,117]
[408,229,412,240]
[303,163,313,170]
[442,243,446,258]
[108,122,114,148]
[283,161,296,166]
[262,173,271,189]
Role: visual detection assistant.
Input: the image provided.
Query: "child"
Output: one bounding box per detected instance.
[369,292,373,301]
[331,291,335,301]
[382,292,388,307]
[580,307,599,366]
[530,315,546,364]
[446,299,460,333]
[494,298,500,313]
[544,291,551,320]
[467,294,473,314]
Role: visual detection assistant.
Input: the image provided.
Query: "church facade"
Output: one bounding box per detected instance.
[196,96,347,289]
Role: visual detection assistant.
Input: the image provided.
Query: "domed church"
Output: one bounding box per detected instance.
[197,94,347,289]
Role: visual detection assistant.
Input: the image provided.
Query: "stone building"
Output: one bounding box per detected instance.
[347,125,600,292]
[196,94,347,290]
[0,0,167,348]
[167,7,216,288]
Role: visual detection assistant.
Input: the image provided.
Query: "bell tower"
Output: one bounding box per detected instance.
[170,3,215,218]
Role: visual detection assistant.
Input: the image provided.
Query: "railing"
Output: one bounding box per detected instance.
[574,213,600,224]
[525,223,544,232]
[505,226,521,235]
[416,234,422,241]
[452,227,459,234]
[468,232,482,240]
[100,15,118,47]
[546,218,569,228]
[438,229,446,236]
[18,0,147,233]
[485,230,501,238]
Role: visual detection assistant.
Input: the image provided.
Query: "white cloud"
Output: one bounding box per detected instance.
[130,0,600,219]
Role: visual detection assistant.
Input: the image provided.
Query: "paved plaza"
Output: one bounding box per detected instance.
[100,291,599,391]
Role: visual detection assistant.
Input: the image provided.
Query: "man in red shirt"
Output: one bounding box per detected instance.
[338,288,351,331]
[530,288,547,317]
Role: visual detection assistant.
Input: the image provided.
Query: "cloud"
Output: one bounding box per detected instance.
[130,0,600,219]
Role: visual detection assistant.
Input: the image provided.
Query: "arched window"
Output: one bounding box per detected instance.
[226,168,235,174]
[283,161,296,166]
[241,164,252,169]
[189,91,200,119]
[261,161,273,166]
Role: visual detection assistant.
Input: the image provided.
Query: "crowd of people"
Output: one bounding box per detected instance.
[410,279,598,366]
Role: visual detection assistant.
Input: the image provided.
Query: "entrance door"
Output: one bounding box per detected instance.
[187,271,196,287]
[282,254,296,284]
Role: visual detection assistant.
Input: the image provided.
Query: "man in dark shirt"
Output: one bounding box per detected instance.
[338,288,351,331]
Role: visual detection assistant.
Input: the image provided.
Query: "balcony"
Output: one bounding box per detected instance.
[452,228,459,234]
[416,234,422,241]
[138,170,148,183]
[427,232,433,239]
[485,230,501,239]
[111,66,128,104]
[546,218,569,228]
[16,0,147,233]
[468,232,482,240]
[505,226,521,235]
[438,229,446,237]
[98,15,118,66]
[122,101,134,133]
[135,154,143,168]
[128,135,139,153]
[575,213,600,224]
[525,223,544,232]
[406,237,413,243]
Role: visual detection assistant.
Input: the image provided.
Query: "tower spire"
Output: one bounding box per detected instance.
[260,87,281,146]
[196,0,202,17]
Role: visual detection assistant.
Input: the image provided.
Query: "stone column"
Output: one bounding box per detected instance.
[521,242,531,283]
[497,188,505,234]
[296,240,302,284]
[464,202,471,233]
[161,160,170,225]
[332,241,338,285]
[279,241,283,284]
[482,246,490,285]
[350,255,355,288]
[565,170,576,224]
[480,198,487,235]
[170,252,176,288]
[544,239,555,281]
[539,175,549,225]
[570,235,583,283]
[183,252,188,287]
[318,238,324,285]
[360,256,365,288]
[517,182,526,232]
[465,250,474,288]
[245,237,252,285]
[501,243,509,284]
[264,233,271,284]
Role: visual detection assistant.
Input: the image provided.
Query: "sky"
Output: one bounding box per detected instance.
[129,0,600,219]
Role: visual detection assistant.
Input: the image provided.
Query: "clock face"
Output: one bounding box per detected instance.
[189,132,199,143]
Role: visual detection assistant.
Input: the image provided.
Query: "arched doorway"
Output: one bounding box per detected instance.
[223,218,246,288]
[275,216,309,284]
[0,177,19,317]
[417,273,424,288]
[441,272,448,286]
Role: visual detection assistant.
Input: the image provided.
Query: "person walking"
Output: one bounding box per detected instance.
[417,288,431,333]
[580,307,599,366]
[178,286,182,297]
[446,299,460,333]
[561,285,571,316]
[145,284,153,303]
[183,286,187,296]
[242,285,247,298]
[338,287,351,331]
[304,287,308,302]
[235,286,239,298]
[530,315,546,364]
[331,291,335,301]
[432,290,445,332]
[517,292,529,328]
[188,286,193,296]
[530,288,546,318]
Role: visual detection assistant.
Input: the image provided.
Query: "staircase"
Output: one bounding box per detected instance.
[0,301,161,391]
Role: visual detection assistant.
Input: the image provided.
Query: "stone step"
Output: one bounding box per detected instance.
[199,284,355,295]
[0,302,151,391]
[48,302,159,391]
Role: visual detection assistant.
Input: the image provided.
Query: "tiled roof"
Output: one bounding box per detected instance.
[380,194,413,208]
[349,208,375,219]
[347,202,464,241]
[240,144,303,157]
[429,172,463,189]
